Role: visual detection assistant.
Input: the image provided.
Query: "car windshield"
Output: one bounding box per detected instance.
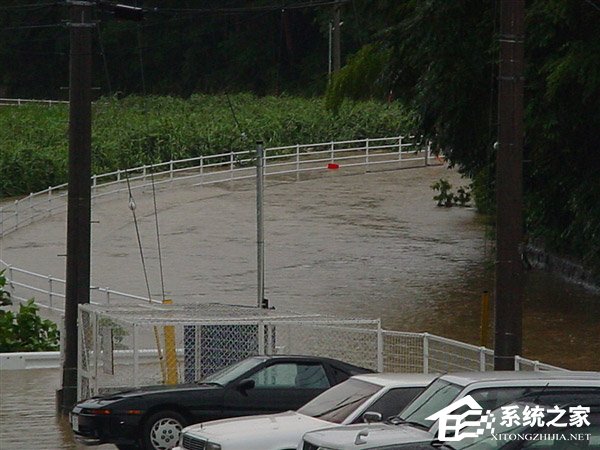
[397,379,463,429]
[201,357,264,386]
[297,378,381,424]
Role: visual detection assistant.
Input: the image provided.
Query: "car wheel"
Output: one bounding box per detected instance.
[142,410,187,450]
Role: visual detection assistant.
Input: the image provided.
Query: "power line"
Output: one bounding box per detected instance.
[0,23,64,31]
[583,0,600,12]
[0,2,59,11]
[155,0,348,15]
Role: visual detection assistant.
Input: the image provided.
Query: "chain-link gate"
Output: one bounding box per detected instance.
[78,303,381,400]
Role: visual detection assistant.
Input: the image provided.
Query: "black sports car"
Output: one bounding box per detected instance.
[70,355,371,450]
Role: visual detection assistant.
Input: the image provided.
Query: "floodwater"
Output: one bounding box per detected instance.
[1,165,599,449]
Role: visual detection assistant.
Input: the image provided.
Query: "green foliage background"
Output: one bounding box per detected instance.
[0,94,415,197]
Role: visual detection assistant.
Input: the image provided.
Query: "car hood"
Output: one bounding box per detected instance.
[303,423,434,449]
[183,411,332,447]
[77,383,220,405]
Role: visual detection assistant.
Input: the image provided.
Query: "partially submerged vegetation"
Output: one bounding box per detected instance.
[0,94,416,198]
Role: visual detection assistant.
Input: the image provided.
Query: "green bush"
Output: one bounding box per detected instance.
[0,94,416,197]
[0,270,59,352]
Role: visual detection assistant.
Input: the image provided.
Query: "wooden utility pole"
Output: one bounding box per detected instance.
[60,0,94,414]
[494,0,525,370]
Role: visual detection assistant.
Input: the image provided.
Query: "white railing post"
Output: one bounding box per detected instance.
[14,200,19,228]
[398,136,403,163]
[117,169,121,182]
[258,321,265,355]
[366,138,370,170]
[169,160,174,181]
[28,193,33,222]
[48,276,54,309]
[230,151,235,183]
[514,355,521,371]
[377,321,384,372]
[296,144,300,181]
[425,140,430,167]
[330,142,335,163]
[422,332,429,374]
[200,155,204,184]
[479,347,486,371]
[133,324,139,387]
[142,165,147,182]
[47,186,52,215]
[7,265,14,295]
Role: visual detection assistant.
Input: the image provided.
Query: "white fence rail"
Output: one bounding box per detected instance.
[0,97,68,106]
[0,135,434,238]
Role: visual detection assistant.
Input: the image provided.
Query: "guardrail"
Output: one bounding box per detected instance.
[0,97,68,106]
[0,135,434,237]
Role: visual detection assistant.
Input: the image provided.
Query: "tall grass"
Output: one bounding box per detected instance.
[0,94,416,197]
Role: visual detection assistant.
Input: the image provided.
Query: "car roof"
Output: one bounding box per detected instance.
[441,370,600,386]
[352,372,438,387]
[253,355,369,369]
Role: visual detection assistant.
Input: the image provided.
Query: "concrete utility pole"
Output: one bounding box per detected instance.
[332,3,342,73]
[60,0,94,414]
[256,142,266,308]
[494,0,525,370]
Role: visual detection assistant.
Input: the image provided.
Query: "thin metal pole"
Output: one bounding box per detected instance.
[61,0,94,414]
[256,142,265,308]
[328,20,333,77]
[494,0,524,370]
[333,4,341,73]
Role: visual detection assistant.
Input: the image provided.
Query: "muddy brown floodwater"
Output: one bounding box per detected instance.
[1,166,599,449]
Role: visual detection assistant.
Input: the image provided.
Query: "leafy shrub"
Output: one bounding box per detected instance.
[0,271,59,352]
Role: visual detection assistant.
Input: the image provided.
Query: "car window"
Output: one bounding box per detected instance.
[298,378,381,424]
[399,379,463,429]
[202,357,264,385]
[250,363,330,388]
[355,387,426,423]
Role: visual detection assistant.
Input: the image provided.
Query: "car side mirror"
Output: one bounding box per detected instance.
[362,411,383,423]
[237,378,255,392]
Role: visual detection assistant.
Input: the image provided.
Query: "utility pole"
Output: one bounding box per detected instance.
[494,0,525,370]
[59,0,94,414]
[332,3,342,73]
[256,142,266,309]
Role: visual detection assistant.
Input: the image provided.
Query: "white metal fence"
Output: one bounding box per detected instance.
[77,304,566,400]
[0,135,435,238]
[0,97,68,106]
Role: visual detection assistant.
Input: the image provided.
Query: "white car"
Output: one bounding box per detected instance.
[174,373,437,450]
[299,371,600,450]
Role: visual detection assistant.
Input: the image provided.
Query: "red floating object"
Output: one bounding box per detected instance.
[327,163,340,170]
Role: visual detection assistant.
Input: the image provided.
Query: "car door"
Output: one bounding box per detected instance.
[222,361,331,418]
